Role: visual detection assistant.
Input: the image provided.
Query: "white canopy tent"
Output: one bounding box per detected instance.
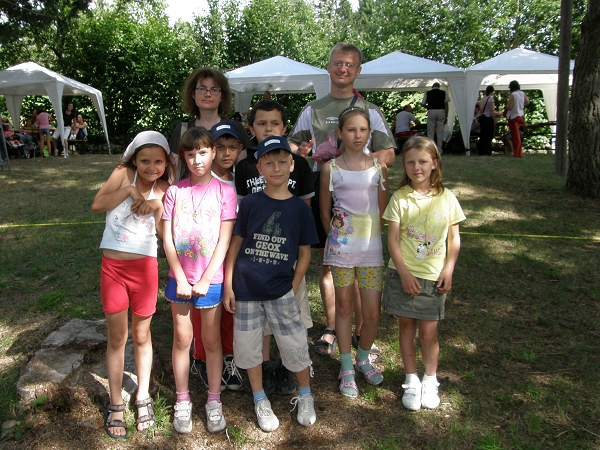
[225,56,330,113]
[0,62,110,154]
[354,51,468,146]
[464,48,575,149]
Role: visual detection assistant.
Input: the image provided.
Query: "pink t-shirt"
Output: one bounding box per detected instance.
[35,112,51,130]
[162,177,237,284]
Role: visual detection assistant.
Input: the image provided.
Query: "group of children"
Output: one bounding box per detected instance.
[93,98,465,439]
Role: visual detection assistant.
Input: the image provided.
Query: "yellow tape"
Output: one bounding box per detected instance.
[0,221,104,229]
[461,231,600,241]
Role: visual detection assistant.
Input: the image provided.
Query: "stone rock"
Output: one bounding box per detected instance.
[17,348,84,403]
[1,420,17,441]
[42,319,107,350]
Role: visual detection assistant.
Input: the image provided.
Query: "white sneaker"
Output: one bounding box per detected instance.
[173,400,192,434]
[254,398,279,432]
[421,379,440,409]
[205,400,226,433]
[401,380,422,411]
[290,394,316,426]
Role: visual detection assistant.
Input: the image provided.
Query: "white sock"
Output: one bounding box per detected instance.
[422,373,438,383]
[405,373,420,384]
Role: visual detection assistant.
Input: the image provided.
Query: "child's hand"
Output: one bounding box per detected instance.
[436,269,453,294]
[400,271,421,295]
[129,186,145,211]
[192,278,210,298]
[176,279,192,300]
[223,290,236,314]
[132,198,161,216]
[297,139,315,158]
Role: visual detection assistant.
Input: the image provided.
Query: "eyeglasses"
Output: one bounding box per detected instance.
[332,61,357,69]
[195,87,222,95]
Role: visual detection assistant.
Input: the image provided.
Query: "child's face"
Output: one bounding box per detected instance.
[337,114,370,153]
[133,145,167,183]
[403,148,438,186]
[250,109,286,143]
[184,146,215,182]
[257,150,294,189]
[214,136,242,173]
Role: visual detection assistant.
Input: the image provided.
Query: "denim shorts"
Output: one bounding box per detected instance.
[165,277,223,309]
[38,128,51,135]
[382,268,445,321]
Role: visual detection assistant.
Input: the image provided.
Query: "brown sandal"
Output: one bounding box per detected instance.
[135,397,156,432]
[105,403,128,439]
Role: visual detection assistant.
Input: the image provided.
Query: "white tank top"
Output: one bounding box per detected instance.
[99,172,158,257]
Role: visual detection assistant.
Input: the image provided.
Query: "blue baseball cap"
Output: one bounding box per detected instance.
[210,121,241,141]
[256,136,292,160]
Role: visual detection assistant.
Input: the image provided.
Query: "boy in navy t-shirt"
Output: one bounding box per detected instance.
[235,100,314,396]
[224,137,318,432]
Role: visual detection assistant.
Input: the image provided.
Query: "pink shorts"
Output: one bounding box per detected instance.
[100,255,158,317]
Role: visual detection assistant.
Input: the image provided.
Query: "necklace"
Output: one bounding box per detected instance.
[341,152,367,171]
[190,176,212,223]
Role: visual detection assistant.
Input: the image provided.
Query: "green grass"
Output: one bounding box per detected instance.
[1,153,600,448]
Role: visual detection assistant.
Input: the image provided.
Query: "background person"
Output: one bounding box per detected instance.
[477,86,501,156]
[421,82,449,153]
[169,67,252,178]
[393,104,421,137]
[52,101,76,155]
[504,80,529,158]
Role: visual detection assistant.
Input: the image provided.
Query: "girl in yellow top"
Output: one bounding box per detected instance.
[382,136,465,411]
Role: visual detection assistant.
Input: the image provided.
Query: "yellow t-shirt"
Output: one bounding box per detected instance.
[383,185,466,281]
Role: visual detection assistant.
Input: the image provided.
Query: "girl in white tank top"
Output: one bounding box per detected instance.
[91,131,173,439]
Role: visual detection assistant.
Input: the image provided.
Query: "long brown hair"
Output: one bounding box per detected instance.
[181,67,232,118]
[398,136,444,196]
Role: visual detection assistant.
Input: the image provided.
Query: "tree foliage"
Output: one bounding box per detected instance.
[0,0,588,146]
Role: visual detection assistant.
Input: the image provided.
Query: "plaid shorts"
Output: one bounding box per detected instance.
[233,289,311,372]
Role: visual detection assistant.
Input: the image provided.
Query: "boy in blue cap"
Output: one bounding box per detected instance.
[224,137,318,432]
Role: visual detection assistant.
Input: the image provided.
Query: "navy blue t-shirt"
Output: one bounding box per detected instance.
[232,191,318,301]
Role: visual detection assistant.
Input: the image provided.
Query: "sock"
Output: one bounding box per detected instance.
[207,391,221,404]
[423,373,438,383]
[298,386,311,397]
[253,389,267,404]
[357,345,371,364]
[340,353,354,372]
[176,390,191,403]
[405,373,420,384]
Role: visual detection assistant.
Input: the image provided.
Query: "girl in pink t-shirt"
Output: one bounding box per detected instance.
[162,127,237,434]
[34,108,53,157]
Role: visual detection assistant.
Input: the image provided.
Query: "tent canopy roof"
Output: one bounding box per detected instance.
[225,56,330,112]
[466,48,574,74]
[355,51,465,91]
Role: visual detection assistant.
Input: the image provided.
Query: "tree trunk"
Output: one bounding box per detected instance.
[555,0,572,176]
[566,0,600,197]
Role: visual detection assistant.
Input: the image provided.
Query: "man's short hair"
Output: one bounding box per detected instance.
[329,42,363,66]
[432,82,441,88]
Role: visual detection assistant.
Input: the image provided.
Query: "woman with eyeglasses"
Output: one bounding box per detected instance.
[169,68,252,175]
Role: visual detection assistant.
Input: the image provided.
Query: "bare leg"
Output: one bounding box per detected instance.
[131,313,154,431]
[419,320,439,376]
[335,285,354,355]
[355,288,381,352]
[295,367,311,389]
[200,305,223,394]
[315,248,336,354]
[171,302,194,393]
[352,280,363,335]
[105,310,128,437]
[399,317,418,374]
[247,365,263,393]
